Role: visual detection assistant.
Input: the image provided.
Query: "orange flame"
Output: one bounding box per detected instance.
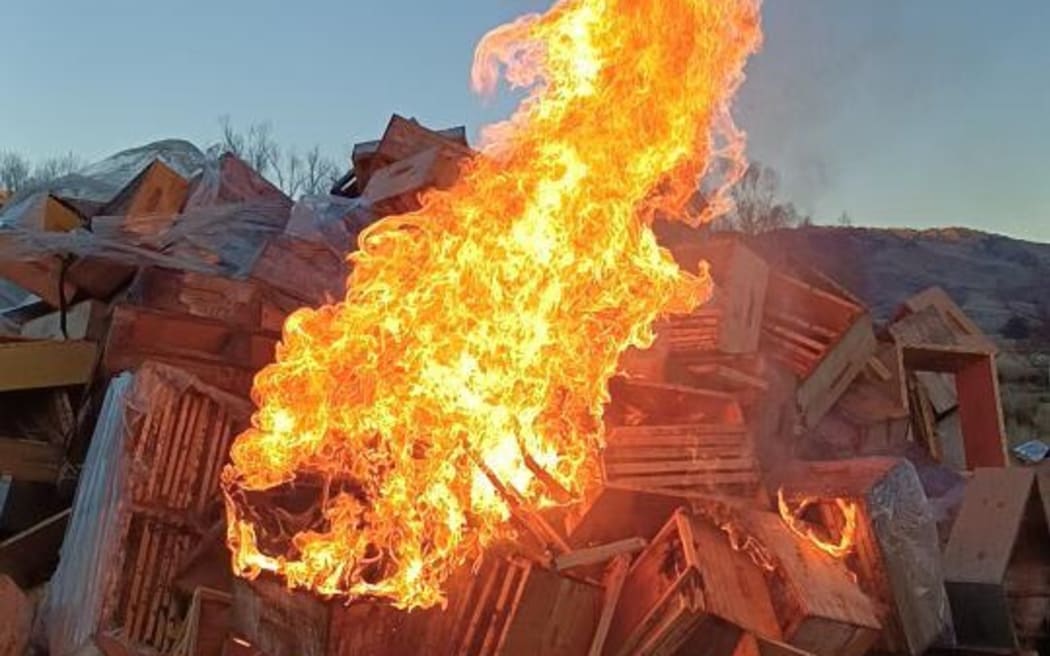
[777,488,859,559]
[222,0,762,609]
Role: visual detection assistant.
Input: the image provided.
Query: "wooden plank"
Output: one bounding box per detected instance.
[955,356,1009,468]
[497,564,600,656]
[0,438,63,482]
[944,468,1036,585]
[0,339,97,391]
[608,423,747,446]
[733,633,815,656]
[915,370,958,415]
[554,537,646,572]
[588,555,630,656]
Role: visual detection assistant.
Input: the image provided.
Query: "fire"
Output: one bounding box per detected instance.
[222,0,762,609]
[777,488,859,559]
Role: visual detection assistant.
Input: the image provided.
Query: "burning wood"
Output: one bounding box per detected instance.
[774,458,951,655]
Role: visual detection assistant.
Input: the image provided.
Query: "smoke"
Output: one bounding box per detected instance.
[736,0,909,219]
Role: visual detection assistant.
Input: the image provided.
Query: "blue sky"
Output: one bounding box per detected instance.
[2,0,1048,241]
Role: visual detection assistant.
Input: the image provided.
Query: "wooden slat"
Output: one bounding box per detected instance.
[587,555,631,656]
[612,471,762,489]
[554,537,646,572]
[0,437,63,482]
[605,445,750,462]
[605,456,756,477]
[0,340,97,392]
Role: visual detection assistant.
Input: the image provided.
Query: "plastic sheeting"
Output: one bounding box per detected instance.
[285,194,378,256]
[0,199,292,278]
[4,140,206,209]
[45,373,133,656]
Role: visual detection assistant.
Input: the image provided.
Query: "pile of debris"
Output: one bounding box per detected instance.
[0,115,1046,656]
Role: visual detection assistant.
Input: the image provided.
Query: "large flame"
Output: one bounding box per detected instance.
[222,0,762,609]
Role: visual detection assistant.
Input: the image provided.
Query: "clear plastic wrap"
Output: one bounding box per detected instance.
[45,373,134,656]
[0,199,292,277]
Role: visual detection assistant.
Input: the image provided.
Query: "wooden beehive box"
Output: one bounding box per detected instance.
[101,159,189,233]
[741,511,881,656]
[666,236,769,357]
[943,467,1050,651]
[603,510,782,656]
[234,555,600,656]
[761,271,876,430]
[774,457,950,655]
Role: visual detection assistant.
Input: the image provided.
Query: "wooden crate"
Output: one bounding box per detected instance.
[761,272,876,430]
[603,423,761,498]
[347,115,470,193]
[362,145,463,216]
[742,511,880,656]
[666,236,769,357]
[102,159,189,228]
[234,556,599,656]
[775,457,949,655]
[943,467,1050,651]
[604,510,782,656]
[124,363,251,515]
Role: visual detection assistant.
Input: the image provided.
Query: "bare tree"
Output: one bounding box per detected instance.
[219,115,246,159]
[217,117,342,198]
[268,148,305,199]
[0,152,31,192]
[837,211,854,227]
[301,146,339,196]
[716,163,807,234]
[32,152,84,183]
[218,116,279,177]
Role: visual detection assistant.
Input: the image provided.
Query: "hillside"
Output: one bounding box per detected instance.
[753,225,1050,339]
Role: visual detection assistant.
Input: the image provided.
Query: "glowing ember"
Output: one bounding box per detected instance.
[222,0,762,609]
[777,489,859,559]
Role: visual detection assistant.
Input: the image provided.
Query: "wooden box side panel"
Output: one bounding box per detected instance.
[796,314,877,430]
[866,462,951,654]
[231,578,329,656]
[499,566,600,656]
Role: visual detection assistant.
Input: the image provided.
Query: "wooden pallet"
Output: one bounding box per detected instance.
[603,423,761,498]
